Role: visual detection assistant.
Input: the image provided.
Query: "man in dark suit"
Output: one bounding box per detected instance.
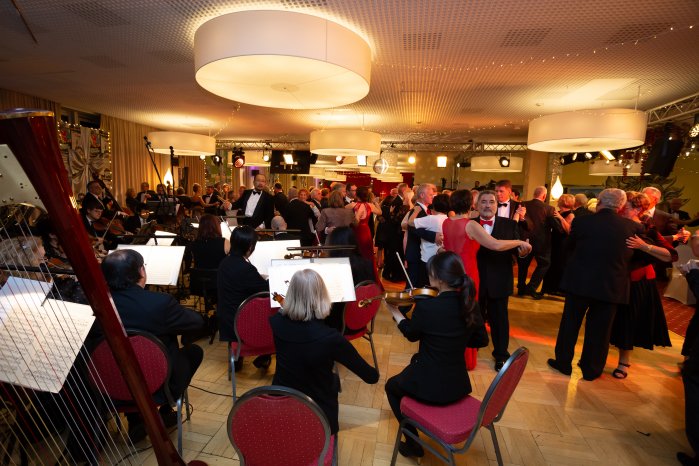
[137,181,159,204]
[100,248,205,440]
[517,186,563,299]
[230,173,275,229]
[383,183,410,282]
[272,182,289,219]
[642,186,684,280]
[494,179,525,221]
[548,188,645,381]
[404,184,437,288]
[573,193,593,218]
[475,190,529,371]
[285,188,318,246]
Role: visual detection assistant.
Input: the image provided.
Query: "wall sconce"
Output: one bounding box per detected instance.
[437,156,447,168]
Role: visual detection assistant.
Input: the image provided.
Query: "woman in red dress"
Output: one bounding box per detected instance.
[442,189,531,368]
[349,186,383,280]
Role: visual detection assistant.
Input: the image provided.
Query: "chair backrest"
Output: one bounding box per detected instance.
[228,385,331,466]
[234,292,278,351]
[478,347,529,428]
[343,281,382,332]
[87,331,170,402]
[189,267,219,295]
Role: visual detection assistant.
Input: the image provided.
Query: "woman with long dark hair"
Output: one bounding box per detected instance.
[384,251,489,459]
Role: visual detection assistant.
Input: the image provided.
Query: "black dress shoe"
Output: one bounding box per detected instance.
[398,440,424,458]
[547,358,572,376]
[128,422,147,444]
[516,289,526,297]
[252,355,272,370]
[494,360,505,372]
[159,406,178,428]
[528,289,544,300]
[677,452,699,465]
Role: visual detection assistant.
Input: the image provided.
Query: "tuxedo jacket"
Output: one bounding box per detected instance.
[521,198,561,251]
[560,208,645,304]
[137,190,159,203]
[477,217,519,299]
[231,189,275,229]
[498,199,522,220]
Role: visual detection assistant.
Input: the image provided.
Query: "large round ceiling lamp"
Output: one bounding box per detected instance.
[194,10,371,109]
[527,108,647,152]
[310,129,381,157]
[470,155,523,172]
[588,160,644,176]
[147,131,216,156]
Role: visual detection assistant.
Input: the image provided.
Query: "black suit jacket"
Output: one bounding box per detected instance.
[396,291,489,403]
[521,198,561,251]
[270,314,378,434]
[231,190,275,229]
[497,199,522,220]
[477,217,519,299]
[651,208,679,238]
[217,254,269,341]
[560,208,645,304]
[107,285,205,353]
[285,199,316,245]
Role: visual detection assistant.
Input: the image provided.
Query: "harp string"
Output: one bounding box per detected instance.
[0,210,142,464]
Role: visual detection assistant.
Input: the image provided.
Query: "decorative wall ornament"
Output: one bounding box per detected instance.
[58,122,111,196]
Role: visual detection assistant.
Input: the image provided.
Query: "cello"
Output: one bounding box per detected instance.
[0,109,205,465]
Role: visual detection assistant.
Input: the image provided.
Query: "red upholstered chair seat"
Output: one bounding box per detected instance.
[400,396,482,445]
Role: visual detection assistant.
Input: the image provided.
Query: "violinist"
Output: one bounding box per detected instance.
[123,203,152,234]
[86,180,127,219]
[384,251,488,459]
[81,197,118,251]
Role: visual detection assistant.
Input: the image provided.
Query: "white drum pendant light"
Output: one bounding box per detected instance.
[147,131,216,156]
[194,10,372,109]
[310,129,381,157]
[528,108,647,152]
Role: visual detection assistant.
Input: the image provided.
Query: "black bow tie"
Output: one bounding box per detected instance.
[252,191,260,195]
[498,203,508,207]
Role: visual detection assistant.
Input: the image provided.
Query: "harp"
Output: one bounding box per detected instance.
[0,109,205,465]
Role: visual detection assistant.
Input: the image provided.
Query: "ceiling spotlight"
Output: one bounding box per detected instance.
[600,150,615,161]
[212,154,222,165]
[199,155,206,160]
[408,154,416,164]
[262,153,270,162]
[233,154,245,168]
[357,154,368,166]
[437,155,447,168]
[571,153,578,161]
[336,155,345,164]
[584,152,593,160]
[262,142,272,162]
[498,156,510,167]
[283,152,294,164]
[559,156,566,165]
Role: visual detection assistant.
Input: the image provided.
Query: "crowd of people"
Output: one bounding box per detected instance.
[3,173,698,464]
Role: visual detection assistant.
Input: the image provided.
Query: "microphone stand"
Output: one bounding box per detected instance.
[143,136,170,222]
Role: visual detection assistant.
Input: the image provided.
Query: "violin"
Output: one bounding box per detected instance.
[93,214,128,236]
[272,292,285,307]
[358,287,438,308]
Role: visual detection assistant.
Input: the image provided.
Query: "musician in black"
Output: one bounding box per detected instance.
[101,249,206,442]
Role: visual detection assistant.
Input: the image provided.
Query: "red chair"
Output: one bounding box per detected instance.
[229,292,278,401]
[228,385,336,466]
[390,347,529,465]
[87,330,190,455]
[342,280,382,373]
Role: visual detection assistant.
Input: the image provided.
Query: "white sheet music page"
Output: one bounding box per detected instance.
[267,258,355,308]
[249,240,300,277]
[146,230,177,246]
[114,245,185,285]
[0,278,95,393]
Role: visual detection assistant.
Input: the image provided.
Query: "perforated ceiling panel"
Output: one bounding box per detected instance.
[0,0,697,144]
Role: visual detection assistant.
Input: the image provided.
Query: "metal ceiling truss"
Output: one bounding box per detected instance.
[216,140,529,153]
[646,92,699,126]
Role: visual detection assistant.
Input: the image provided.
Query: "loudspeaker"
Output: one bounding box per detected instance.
[645,135,683,177]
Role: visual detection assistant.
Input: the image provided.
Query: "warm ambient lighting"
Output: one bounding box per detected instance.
[356,155,368,166]
[147,131,216,156]
[551,176,564,200]
[600,150,615,161]
[283,152,295,165]
[471,155,524,172]
[408,154,416,164]
[194,10,371,109]
[310,129,381,156]
[437,156,448,168]
[589,160,644,176]
[527,108,647,152]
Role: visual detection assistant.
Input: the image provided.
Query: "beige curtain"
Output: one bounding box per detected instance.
[179,156,206,194]
[0,89,61,118]
[100,115,162,204]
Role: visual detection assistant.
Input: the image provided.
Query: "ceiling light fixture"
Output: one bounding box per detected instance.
[437,156,448,168]
[408,154,416,164]
[232,147,245,168]
[551,176,564,200]
[310,129,381,156]
[498,156,510,167]
[589,160,644,176]
[336,156,345,165]
[600,150,615,161]
[147,131,216,156]
[283,152,295,165]
[357,154,367,166]
[527,108,647,152]
[584,152,593,159]
[471,155,524,172]
[262,143,272,162]
[194,10,371,109]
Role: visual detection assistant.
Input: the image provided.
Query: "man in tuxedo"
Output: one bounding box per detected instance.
[100,248,205,441]
[642,186,684,281]
[272,182,290,219]
[476,190,529,371]
[494,179,525,220]
[548,188,645,381]
[137,182,159,204]
[404,184,437,288]
[230,173,275,229]
[517,186,562,299]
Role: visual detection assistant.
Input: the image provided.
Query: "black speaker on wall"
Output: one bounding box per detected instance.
[644,124,683,177]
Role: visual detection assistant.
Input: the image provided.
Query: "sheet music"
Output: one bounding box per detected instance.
[249,240,300,277]
[220,221,236,240]
[146,230,177,246]
[114,245,185,285]
[0,279,95,393]
[267,258,356,308]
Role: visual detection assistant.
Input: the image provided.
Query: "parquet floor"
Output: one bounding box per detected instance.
[136,291,689,466]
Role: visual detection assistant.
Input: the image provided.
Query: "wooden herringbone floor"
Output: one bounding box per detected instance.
[135,290,689,466]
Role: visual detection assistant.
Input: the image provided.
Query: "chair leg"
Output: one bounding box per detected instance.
[184,388,190,422]
[230,349,238,402]
[390,420,404,466]
[365,332,379,376]
[487,424,504,466]
[176,396,183,456]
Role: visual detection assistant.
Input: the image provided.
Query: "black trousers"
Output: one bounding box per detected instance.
[169,344,204,400]
[683,270,699,357]
[385,373,420,440]
[479,293,510,361]
[517,247,551,292]
[554,293,617,380]
[406,260,428,289]
[684,367,699,458]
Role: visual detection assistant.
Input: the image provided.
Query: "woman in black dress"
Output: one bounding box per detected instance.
[542,193,575,295]
[384,251,489,458]
[610,191,676,379]
[189,214,229,305]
